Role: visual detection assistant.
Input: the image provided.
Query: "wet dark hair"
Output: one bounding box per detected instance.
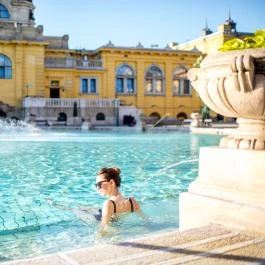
[97,167,121,187]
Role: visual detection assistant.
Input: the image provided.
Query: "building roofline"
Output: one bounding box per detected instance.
[177,30,253,47]
[90,45,201,56]
[46,44,202,56]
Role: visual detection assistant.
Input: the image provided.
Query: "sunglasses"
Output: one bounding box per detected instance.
[95,180,109,189]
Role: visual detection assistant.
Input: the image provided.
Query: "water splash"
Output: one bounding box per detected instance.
[156,159,199,175]
[0,119,41,134]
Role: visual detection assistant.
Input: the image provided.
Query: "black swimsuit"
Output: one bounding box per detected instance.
[110,197,134,214]
[94,198,134,221]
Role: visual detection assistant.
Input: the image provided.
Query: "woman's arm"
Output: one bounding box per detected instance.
[96,200,115,237]
[100,200,115,226]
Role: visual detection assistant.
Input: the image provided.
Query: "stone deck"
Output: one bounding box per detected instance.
[2,224,265,265]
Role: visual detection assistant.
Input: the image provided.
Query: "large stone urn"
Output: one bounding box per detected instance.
[179,48,265,233]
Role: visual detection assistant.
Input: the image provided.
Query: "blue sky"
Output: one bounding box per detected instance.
[33,0,265,50]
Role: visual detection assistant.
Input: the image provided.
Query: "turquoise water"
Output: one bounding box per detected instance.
[0,129,221,261]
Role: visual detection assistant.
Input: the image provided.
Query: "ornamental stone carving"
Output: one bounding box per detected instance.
[188,48,265,150]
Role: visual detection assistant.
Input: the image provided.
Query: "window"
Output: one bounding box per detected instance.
[50,80,59,87]
[81,79,88,93]
[96,112,105,120]
[145,65,164,94]
[173,67,191,96]
[90,78,96,93]
[0,54,12,79]
[80,77,98,94]
[115,64,135,94]
[150,112,161,120]
[177,112,188,119]
[0,4,10,19]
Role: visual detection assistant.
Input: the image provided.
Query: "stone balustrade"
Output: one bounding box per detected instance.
[45,57,103,70]
[23,97,119,108]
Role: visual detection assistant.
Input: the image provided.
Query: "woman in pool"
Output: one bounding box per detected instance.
[46,167,142,230]
[95,167,140,227]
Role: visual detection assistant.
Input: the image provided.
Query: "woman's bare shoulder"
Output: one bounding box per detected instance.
[102,199,115,214]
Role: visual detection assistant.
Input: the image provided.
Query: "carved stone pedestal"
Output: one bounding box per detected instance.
[181,48,265,233]
[179,147,265,233]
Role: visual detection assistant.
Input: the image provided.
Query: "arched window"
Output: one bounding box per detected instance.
[115,64,135,94]
[150,112,161,120]
[173,67,191,96]
[0,54,12,79]
[145,65,164,94]
[0,4,10,19]
[58,112,67,121]
[96,112,105,121]
[177,112,188,120]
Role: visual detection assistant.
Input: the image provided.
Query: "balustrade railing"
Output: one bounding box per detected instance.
[23,97,119,108]
[45,57,103,70]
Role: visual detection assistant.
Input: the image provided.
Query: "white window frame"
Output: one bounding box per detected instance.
[145,65,164,95]
[80,76,98,94]
[115,64,136,95]
[172,67,191,96]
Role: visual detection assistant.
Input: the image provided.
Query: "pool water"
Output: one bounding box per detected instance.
[0,130,221,261]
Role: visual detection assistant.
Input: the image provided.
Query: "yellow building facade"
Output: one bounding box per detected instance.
[44,46,201,117]
[0,0,202,126]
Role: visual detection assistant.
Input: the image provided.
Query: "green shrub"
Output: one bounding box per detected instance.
[219,29,265,51]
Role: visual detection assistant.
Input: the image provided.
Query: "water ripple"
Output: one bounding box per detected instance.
[0,131,221,261]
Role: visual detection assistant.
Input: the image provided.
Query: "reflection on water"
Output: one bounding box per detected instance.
[0,127,221,261]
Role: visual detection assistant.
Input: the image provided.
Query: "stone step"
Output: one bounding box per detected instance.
[154,237,265,265]
[61,224,235,265]
[2,224,265,265]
